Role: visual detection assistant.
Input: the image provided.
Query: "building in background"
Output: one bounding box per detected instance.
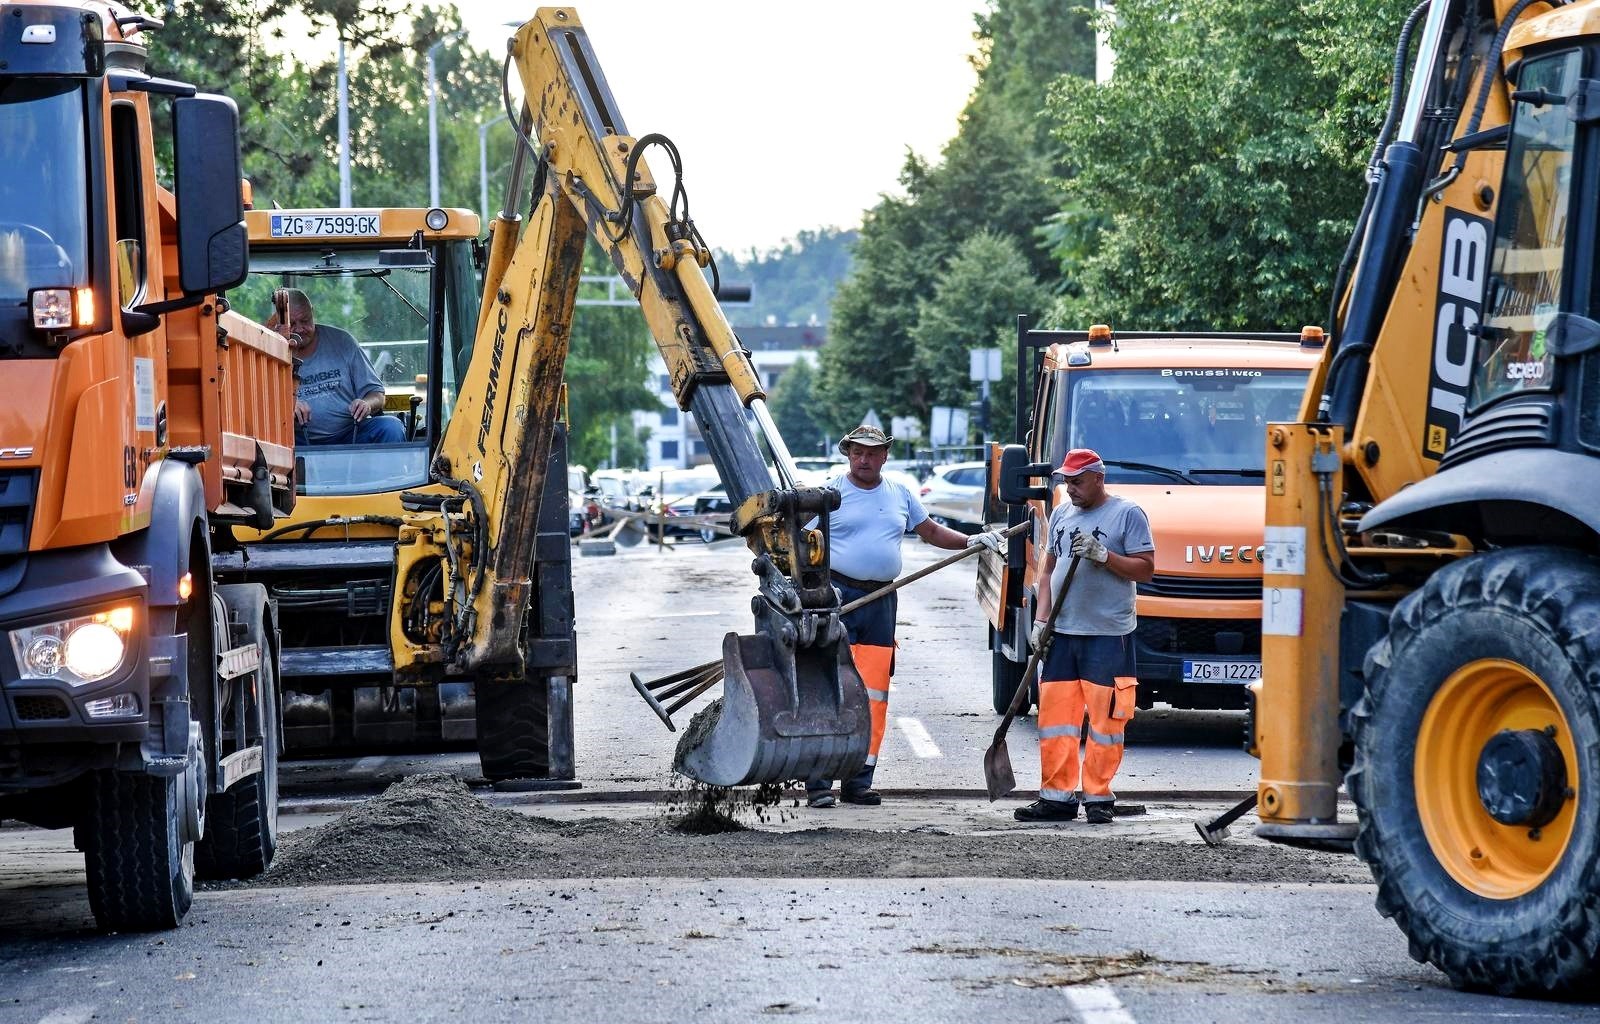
[633,323,825,470]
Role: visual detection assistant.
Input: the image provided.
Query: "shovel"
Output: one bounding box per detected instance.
[984,553,1084,800]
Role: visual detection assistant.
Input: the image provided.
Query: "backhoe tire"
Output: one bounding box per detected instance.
[197,644,279,880]
[477,679,550,782]
[1348,546,1600,997]
[80,768,195,932]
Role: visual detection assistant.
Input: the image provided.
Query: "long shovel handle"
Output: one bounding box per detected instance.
[838,521,1030,614]
[990,553,1084,746]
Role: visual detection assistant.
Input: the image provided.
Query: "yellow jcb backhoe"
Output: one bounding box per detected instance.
[1258,0,1600,995]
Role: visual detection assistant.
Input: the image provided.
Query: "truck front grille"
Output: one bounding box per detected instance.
[1137,617,1261,656]
[1139,575,1262,600]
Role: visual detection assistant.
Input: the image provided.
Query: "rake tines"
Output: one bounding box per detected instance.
[630,658,725,731]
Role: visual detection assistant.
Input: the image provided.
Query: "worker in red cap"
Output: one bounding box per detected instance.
[806,424,1005,808]
[1015,448,1154,824]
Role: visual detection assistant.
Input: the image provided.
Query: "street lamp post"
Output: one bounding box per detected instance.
[478,113,508,224]
[426,32,464,208]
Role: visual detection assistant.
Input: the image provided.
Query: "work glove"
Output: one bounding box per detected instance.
[967,530,1003,555]
[1030,619,1050,649]
[1070,531,1110,564]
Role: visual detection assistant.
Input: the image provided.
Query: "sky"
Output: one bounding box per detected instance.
[444,1,987,253]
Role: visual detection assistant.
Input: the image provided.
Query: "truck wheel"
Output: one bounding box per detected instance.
[196,638,280,880]
[81,768,195,931]
[1348,546,1600,996]
[476,678,550,781]
[992,646,1025,715]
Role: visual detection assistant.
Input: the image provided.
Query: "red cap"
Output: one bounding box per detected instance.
[1058,448,1106,477]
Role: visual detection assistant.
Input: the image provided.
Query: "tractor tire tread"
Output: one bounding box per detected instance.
[1348,546,1600,997]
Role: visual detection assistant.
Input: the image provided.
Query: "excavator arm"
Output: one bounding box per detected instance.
[389,7,867,787]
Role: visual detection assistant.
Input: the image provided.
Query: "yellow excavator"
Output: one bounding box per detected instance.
[1257,0,1600,995]
[229,7,865,788]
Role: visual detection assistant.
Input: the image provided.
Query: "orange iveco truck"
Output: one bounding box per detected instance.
[0,2,294,931]
[980,319,1320,715]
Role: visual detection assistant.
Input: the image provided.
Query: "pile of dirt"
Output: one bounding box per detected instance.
[248,773,1369,889]
[261,773,554,886]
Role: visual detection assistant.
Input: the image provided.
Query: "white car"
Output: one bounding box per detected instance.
[918,461,988,531]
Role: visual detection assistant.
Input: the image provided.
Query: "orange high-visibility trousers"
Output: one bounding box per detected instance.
[1038,675,1136,801]
[853,643,893,767]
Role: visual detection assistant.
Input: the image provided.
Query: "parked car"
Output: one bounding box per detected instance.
[659,484,731,541]
[567,489,593,538]
[919,461,988,531]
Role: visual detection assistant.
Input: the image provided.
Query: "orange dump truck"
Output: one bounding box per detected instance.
[0,1,294,931]
[981,320,1320,714]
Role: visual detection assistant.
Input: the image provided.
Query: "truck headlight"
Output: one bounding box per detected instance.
[10,605,135,685]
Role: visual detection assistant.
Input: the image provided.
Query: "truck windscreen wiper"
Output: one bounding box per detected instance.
[1099,459,1198,485]
[1187,468,1267,478]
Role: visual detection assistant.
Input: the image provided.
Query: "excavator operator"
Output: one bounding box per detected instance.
[269,288,404,446]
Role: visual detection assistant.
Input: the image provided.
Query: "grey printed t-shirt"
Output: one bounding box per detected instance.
[295,324,384,444]
[1044,494,1155,636]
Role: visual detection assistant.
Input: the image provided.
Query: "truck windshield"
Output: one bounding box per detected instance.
[1470,49,1580,411]
[0,80,88,304]
[1059,368,1307,484]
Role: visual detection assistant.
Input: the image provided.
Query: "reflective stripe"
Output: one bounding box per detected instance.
[1086,725,1124,746]
[864,754,877,767]
[1083,793,1115,804]
[1040,788,1078,802]
[865,687,888,703]
[1038,724,1082,740]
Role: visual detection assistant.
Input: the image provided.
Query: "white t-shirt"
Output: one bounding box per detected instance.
[827,474,929,582]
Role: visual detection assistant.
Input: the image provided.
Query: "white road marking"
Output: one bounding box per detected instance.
[1063,983,1136,1024]
[352,756,388,774]
[648,611,721,618]
[37,1008,96,1024]
[896,717,942,758]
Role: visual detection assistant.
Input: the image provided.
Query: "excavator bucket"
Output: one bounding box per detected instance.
[674,631,870,787]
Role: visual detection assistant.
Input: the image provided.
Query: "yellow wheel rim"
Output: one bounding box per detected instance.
[1415,658,1578,900]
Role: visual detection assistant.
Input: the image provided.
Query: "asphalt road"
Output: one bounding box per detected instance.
[3,876,1593,1024]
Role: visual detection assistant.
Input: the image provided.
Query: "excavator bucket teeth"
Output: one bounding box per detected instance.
[674,632,869,787]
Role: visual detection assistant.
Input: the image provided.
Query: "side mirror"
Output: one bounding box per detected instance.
[173,94,247,294]
[997,443,1051,505]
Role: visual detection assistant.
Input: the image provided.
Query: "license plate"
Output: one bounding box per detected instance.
[1182,659,1261,683]
[269,212,382,238]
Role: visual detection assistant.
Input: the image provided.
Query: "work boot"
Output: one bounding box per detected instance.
[807,790,837,809]
[841,788,882,806]
[1085,802,1115,825]
[1013,798,1079,822]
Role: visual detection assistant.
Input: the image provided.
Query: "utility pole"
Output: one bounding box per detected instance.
[337,38,351,207]
[426,33,463,208]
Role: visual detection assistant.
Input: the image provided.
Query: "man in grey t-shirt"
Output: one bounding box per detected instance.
[1016,448,1154,825]
[269,289,404,446]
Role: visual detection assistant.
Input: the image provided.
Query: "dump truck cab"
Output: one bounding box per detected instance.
[982,321,1320,714]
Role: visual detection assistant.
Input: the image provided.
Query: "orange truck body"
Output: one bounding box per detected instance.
[1,0,293,929]
[981,321,1322,713]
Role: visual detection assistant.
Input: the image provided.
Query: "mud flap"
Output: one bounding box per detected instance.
[674,631,870,787]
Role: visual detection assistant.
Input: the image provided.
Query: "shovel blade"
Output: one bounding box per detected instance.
[674,631,869,787]
[983,738,1017,801]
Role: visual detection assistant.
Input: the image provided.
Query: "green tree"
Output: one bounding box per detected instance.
[565,246,662,471]
[908,232,1047,443]
[818,0,1095,435]
[766,358,826,458]
[1045,0,1414,330]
